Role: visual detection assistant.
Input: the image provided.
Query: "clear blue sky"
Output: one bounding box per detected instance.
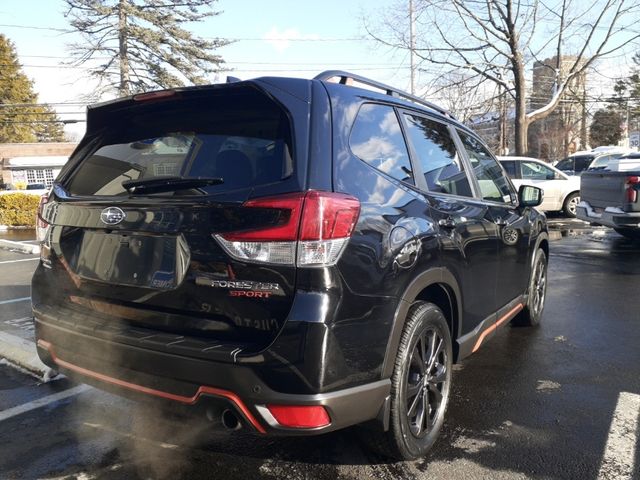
[0,0,413,138]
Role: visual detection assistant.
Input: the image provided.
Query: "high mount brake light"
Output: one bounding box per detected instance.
[214,191,360,267]
[132,90,176,102]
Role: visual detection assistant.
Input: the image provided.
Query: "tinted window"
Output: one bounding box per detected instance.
[458,131,513,203]
[403,114,472,197]
[65,89,293,196]
[521,161,556,180]
[555,158,574,171]
[574,157,592,172]
[350,104,414,184]
[500,160,518,178]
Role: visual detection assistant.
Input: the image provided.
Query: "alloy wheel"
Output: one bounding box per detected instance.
[405,327,448,438]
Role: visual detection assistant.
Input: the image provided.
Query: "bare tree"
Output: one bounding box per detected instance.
[367,0,640,155]
[428,72,500,123]
[64,0,230,97]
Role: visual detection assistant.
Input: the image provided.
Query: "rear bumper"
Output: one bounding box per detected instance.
[576,201,640,229]
[34,317,390,435]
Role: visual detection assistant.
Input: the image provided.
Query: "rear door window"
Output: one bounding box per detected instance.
[65,89,293,196]
[403,113,473,197]
[521,161,556,180]
[350,103,414,185]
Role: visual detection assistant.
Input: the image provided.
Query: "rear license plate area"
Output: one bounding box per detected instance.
[74,231,183,288]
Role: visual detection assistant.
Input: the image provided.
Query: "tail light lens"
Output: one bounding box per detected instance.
[265,405,331,428]
[214,191,360,267]
[626,176,639,203]
[36,192,50,242]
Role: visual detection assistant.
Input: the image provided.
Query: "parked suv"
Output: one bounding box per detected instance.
[33,71,549,460]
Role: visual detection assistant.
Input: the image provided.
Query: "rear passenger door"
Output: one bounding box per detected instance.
[400,112,501,335]
[456,131,530,311]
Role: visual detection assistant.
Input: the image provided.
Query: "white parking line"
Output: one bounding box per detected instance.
[598,391,640,480]
[0,258,39,265]
[0,385,91,423]
[0,297,31,305]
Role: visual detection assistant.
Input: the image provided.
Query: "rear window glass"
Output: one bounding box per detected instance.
[349,103,414,185]
[65,88,293,196]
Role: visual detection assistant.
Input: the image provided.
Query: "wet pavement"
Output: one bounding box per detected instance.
[0,228,639,479]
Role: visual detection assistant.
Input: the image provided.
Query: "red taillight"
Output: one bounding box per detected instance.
[36,193,48,228]
[36,192,50,242]
[266,405,331,429]
[626,176,639,203]
[222,193,306,242]
[299,191,361,241]
[215,191,360,267]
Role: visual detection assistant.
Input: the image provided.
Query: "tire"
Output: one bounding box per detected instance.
[562,192,580,218]
[614,228,640,240]
[513,248,548,327]
[365,302,453,460]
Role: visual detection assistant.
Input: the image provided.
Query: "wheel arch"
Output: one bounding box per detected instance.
[381,268,462,378]
[562,189,580,205]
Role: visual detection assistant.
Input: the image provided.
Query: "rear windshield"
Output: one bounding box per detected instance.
[65,87,293,196]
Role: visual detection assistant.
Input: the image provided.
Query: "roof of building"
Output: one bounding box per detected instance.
[6,156,69,168]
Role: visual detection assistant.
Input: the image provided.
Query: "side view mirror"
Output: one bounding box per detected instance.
[518,185,543,207]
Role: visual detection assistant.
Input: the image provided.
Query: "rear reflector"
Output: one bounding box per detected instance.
[214,191,360,267]
[266,405,331,429]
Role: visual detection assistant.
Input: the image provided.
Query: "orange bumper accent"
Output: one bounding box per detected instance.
[36,339,266,434]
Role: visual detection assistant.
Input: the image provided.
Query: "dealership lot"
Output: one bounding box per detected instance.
[0,226,639,479]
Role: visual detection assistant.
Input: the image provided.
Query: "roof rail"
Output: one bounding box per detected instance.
[314,70,455,120]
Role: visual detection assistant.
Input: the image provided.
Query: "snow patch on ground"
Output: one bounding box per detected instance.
[536,380,561,392]
[452,435,496,453]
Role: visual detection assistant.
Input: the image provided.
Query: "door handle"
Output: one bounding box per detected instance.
[438,218,456,229]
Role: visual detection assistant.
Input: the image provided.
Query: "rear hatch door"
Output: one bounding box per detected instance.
[35,82,308,353]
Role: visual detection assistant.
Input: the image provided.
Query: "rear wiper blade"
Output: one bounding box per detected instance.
[122,176,224,194]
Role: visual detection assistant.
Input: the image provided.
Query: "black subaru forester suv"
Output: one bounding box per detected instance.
[33,71,548,460]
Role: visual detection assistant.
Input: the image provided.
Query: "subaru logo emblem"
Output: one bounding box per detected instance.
[100,207,125,225]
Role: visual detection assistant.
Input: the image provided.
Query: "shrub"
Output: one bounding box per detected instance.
[0,193,41,226]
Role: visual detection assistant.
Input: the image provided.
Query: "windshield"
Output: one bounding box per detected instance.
[65,89,293,196]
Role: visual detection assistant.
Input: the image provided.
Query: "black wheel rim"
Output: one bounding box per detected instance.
[531,254,547,317]
[405,327,448,438]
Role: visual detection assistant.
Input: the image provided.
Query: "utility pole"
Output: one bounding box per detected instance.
[409,0,416,95]
[498,76,508,155]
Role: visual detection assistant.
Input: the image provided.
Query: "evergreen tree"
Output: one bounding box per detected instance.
[64,0,229,96]
[0,35,65,143]
[610,53,640,129]
[589,108,623,147]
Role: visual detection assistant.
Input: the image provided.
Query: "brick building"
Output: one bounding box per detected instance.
[0,143,77,189]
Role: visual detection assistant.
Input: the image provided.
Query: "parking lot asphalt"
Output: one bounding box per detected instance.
[0,225,639,479]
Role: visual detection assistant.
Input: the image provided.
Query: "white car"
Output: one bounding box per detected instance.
[498,156,581,217]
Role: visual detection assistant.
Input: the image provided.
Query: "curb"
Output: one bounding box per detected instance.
[0,331,57,382]
[0,239,40,255]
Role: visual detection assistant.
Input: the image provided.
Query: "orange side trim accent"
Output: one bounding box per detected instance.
[36,339,267,434]
[471,303,523,353]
